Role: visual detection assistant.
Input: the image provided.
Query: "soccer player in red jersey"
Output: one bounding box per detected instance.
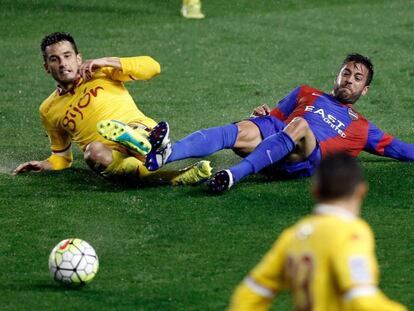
[137,54,413,193]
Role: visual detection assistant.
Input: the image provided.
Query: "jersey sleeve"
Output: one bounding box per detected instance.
[344,291,408,311]
[40,112,73,170]
[269,86,301,121]
[364,121,414,161]
[40,110,72,154]
[228,229,292,310]
[249,229,291,291]
[100,56,161,82]
[331,221,378,292]
[228,282,273,311]
[333,221,408,311]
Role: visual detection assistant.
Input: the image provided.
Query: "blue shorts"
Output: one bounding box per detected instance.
[249,116,286,139]
[247,116,322,179]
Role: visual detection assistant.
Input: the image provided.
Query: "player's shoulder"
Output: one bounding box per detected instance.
[349,218,373,236]
[334,218,375,254]
[298,85,323,93]
[295,85,326,98]
[271,225,297,249]
[39,90,60,116]
[332,217,374,245]
[293,214,373,243]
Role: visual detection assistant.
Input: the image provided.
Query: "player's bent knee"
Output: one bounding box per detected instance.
[284,117,310,141]
[290,117,309,129]
[84,142,113,169]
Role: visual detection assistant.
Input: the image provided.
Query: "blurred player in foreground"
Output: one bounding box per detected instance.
[228,153,407,311]
[181,0,204,19]
[136,53,414,193]
[12,32,211,185]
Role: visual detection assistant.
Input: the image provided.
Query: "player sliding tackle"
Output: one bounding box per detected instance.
[12,32,212,185]
[111,53,412,193]
[228,153,407,311]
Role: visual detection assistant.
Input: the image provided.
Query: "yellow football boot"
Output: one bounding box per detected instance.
[171,160,212,185]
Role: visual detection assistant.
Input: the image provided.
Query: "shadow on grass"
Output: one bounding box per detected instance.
[0,281,92,293]
[180,173,311,200]
[2,280,181,309]
[30,282,84,292]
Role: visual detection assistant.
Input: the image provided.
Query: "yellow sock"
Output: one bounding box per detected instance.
[101,150,141,181]
[102,150,193,185]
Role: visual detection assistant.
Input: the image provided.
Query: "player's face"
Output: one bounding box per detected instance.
[43,41,82,88]
[333,61,369,104]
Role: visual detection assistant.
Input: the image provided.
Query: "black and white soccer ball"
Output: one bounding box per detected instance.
[48,238,99,286]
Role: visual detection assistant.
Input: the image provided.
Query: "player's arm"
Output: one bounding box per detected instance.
[12,159,53,175]
[250,86,302,120]
[364,121,414,161]
[79,56,161,82]
[13,111,73,175]
[228,230,291,311]
[12,149,73,175]
[269,85,304,121]
[332,222,407,311]
[344,290,407,311]
[228,277,275,311]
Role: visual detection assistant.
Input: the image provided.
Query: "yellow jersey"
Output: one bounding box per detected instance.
[39,56,159,154]
[229,204,407,311]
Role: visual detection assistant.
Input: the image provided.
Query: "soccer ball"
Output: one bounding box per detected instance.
[48,238,99,286]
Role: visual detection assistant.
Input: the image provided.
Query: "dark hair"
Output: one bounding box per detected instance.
[40,32,78,61]
[342,53,374,86]
[314,153,364,200]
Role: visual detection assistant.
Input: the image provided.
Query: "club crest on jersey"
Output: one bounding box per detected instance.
[348,108,359,121]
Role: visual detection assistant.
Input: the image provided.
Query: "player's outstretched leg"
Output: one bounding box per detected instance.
[90,145,213,186]
[97,120,151,156]
[145,122,239,172]
[207,131,295,194]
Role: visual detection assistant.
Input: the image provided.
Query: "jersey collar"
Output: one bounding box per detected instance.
[56,76,82,96]
[314,203,356,220]
[327,93,354,107]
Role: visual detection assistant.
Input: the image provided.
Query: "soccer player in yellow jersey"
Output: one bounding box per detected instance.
[229,153,407,311]
[12,32,211,184]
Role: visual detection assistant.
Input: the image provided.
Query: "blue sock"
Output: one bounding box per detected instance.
[167,124,238,162]
[230,131,295,182]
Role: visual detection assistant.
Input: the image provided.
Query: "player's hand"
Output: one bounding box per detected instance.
[12,160,52,176]
[79,59,105,81]
[250,104,271,117]
[79,57,121,81]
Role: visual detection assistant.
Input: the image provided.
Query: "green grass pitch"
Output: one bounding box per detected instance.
[0,0,413,310]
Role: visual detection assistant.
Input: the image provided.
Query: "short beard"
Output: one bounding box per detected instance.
[333,88,361,104]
